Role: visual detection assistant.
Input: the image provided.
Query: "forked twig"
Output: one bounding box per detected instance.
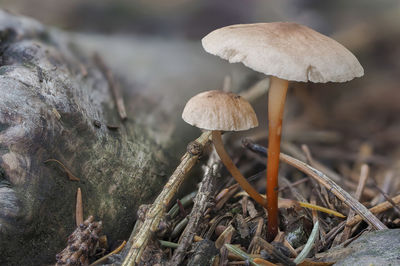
[121,132,211,265]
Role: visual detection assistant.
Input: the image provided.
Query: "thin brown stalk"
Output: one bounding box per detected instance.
[213,131,267,208]
[44,159,80,181]
[90,240,127,266]
[76,187,83,226]
[94,53,127,120]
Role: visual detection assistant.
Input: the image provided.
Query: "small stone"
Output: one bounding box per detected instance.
[316,229,400,265]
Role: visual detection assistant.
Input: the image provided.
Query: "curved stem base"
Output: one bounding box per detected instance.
[212,130,267,208]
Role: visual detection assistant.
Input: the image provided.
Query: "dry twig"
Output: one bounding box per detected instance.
[253,236,295,266]
[243,139,387,230]
[276,150,387,229]
[346,194,400,227]
[44,159,80,181]
[169,150,221,265]
[94,53,127,120]
[121,132,211,265]
[89,240,127,266]
[372,171,400,215]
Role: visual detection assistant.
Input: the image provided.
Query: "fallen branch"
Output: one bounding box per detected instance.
[121,132,211,265]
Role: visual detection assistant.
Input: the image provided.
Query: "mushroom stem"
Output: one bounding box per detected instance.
[266,76,289,241]
[212,130,267,208]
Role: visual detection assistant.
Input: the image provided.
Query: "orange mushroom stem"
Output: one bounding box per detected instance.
[212,130,267,208]
[266,76,289,241]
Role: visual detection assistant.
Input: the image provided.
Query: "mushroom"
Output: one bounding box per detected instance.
[202,22,364,240]
[182,90,267,208]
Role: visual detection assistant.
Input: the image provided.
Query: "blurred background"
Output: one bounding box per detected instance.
[1,0,399,39]
[2,0,400,184]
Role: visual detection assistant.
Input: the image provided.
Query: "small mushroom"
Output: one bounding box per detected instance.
[202,22,364,240]
[182,90,266,208]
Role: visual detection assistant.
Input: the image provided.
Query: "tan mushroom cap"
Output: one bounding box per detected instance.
[202,22,364,83]
[182,90,258,131]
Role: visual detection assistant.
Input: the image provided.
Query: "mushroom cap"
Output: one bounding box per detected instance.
[202,22,364,83]
[182,90,258,131]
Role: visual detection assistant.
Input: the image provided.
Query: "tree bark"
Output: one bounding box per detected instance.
[0,10,172,265]
[0,10,254,265]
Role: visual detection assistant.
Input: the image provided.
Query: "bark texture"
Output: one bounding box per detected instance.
[0,10,253,265]
[0,10,171,265]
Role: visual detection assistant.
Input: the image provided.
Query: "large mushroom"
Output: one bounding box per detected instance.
[202,22,364,240]
[182,90,267,208]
